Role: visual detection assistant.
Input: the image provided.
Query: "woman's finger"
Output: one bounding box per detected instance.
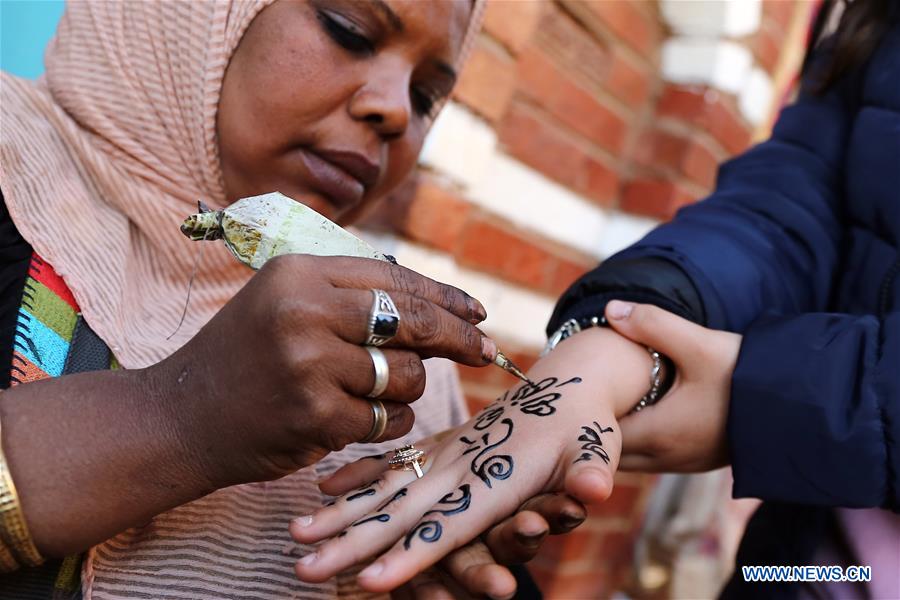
[481,510,549,564]
[323,257,486,324]
[306,395,414,449]
[394,569,455,600]
[516,493,586,535]
[293,471,458,584]
[317,452,393,497]
[317,436,443,497]
[439,540,517,599]
[605,300,705,360]
[332,288,493,366]
[353,478,521,593]
[291,467,424,545]
[337,345,428,403]
[562,419,621,505]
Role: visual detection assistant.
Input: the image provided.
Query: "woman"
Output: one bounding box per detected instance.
[295,1,899,597]
[0,1,574,598]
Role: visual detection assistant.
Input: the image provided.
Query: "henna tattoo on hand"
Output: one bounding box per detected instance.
[376,487,408,511]
[404,521,442,550]
[403,485,472,550]
[573,421,615,464]
[346,488,377,502]
[507,376,583,417]
[474,405,505,431]
[460,418,515,488]
[424,484,472,517]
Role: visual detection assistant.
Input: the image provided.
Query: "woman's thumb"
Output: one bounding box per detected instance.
[604,301,700,357]
[562,421,621,506]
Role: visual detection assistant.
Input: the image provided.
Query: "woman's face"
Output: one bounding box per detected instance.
[217,0,470,222]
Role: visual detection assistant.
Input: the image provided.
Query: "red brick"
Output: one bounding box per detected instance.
[637,129,719,189]
[751,23,784,74]
[561,0,662,55]
[453,40,517,123]
[458,363,506,391]
[589,482,644,518]
[607,48,654,107]
[498,101,619,207]
[542,568,610,600]
[456,217,554,290]
[600,530,639,574]
[549,259,589,297]
[657,84,753,155]
[763,0,796,33]
[396,179,471,253]
[621,178,696,220]
[533,5,611,95]
[482,0,544,54]
[517,48,627,153]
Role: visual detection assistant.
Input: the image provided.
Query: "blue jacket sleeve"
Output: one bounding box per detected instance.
[611,69,860,332]
[730,311,899,510]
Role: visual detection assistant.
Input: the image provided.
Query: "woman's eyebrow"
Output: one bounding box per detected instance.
[371,0,404,33]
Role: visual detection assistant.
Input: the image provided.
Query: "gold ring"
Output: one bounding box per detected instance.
[388,445,428,478]
[361,400,388,443]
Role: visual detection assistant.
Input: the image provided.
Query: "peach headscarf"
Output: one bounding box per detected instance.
[0,0,484,368]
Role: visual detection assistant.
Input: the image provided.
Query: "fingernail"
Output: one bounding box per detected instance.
[606,300,633,320]
[359,561,384,579]
[481,336,498,363]
[298,552,318,566]
[469,296,487,323]
[293,515,313,527]
[515,529,548,545]
[560,512,586,528]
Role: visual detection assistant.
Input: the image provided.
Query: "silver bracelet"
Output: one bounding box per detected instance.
[545,317,668,413]
[542,316,607,357]
[631,347,663,413]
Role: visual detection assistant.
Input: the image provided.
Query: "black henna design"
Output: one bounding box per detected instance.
[403,485,472,551]
[424,484,472,517]
[346,488,377,502]
[573,421,615,464]
[376,488,408,511]
[473,405,505,431]
[461,418,515,488]
[352,514,391,528]
[404,521,442,550]
[506,376,583,417]
[361,452,388,461]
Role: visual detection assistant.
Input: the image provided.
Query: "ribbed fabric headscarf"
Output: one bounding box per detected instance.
[0,0,484,368]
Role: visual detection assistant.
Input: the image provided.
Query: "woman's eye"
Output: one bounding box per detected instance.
[411,88,437,117]
[318,11,374,55]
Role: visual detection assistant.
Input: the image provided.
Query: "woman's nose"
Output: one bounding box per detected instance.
[348,71,411,139]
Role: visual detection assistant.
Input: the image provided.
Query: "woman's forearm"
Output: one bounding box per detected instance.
[531,326,656,418]
[0,363,211,558]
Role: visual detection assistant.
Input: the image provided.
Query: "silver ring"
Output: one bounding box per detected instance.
[362,400,388,443]
[365,346,389,398]
[366,289,400,346]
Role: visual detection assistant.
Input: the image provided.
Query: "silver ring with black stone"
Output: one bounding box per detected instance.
[365,289,400,346]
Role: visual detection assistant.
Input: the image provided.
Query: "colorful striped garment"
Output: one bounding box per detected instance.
[5,252,107,599]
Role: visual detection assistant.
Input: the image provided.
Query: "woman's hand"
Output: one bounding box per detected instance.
[153,254,494,489]
[315,429,587,599]
[289,327,653,593]
[604,300,742,472]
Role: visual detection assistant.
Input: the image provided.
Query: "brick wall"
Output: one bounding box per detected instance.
[360,1,814,597]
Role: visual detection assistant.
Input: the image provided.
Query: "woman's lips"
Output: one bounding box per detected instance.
[299,148,379,211]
